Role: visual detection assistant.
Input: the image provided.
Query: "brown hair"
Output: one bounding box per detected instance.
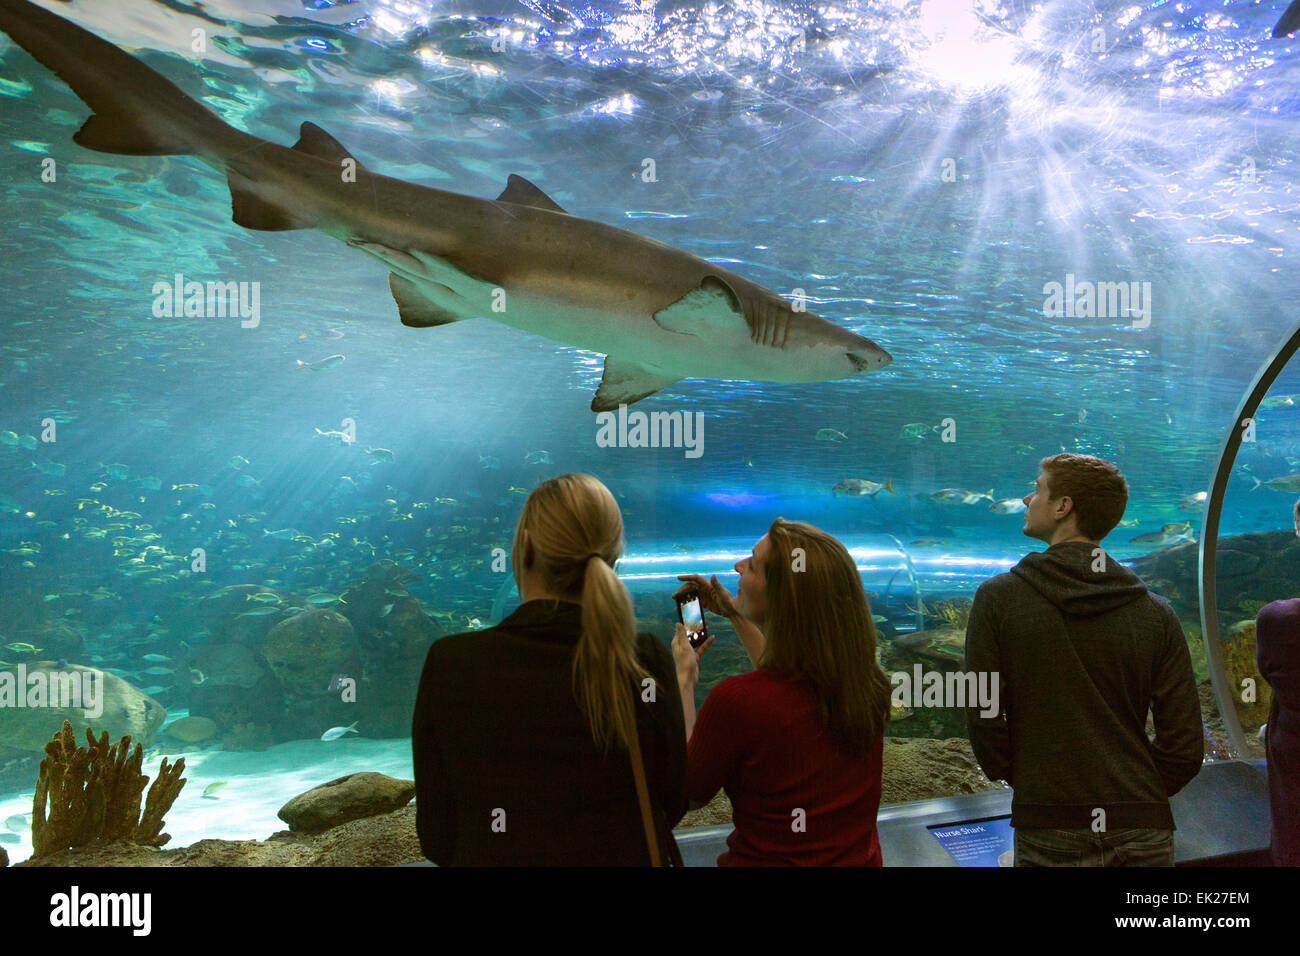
[1293,497,1300,519]
[1039,453,1129,541]
[756,518,892,753]
[511,474,648,754]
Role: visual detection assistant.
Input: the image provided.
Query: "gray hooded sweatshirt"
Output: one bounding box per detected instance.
[964,541,1204,829]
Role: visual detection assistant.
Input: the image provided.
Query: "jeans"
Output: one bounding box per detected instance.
[1014,826,1175,867]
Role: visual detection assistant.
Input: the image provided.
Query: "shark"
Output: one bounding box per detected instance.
[0,0,892,411]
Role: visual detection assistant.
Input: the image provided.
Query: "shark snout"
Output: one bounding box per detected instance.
[847,341,892,372]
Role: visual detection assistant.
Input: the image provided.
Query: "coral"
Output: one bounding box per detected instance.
[1221,622,1272,731]
[31,720,186,858]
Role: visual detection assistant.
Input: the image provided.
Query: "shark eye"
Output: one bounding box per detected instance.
[846,351,876,371]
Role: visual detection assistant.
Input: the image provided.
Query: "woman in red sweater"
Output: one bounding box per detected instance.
[672,518,893,865]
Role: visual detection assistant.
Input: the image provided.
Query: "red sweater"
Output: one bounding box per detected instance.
[688,668,883,866]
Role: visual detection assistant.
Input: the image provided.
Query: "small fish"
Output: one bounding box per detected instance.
[815,428,848,442]
[140,666,173,676]
[30,460,66,477]
[524,450,552,465]
[1130,522,1195,546]
[314,427,354,444]
[201,781,228,798]
[321,721,359,741]
[104,463,130,480]
[327,673,349,692]
[0,833,18,844]
[19,435,38,450]
[263,528,301,539]
[133,476,162,490]
[889,701,915,722]
[909,539,944,546]
[1178,491,1208,512]
[4,814,28,832]
[308,593,340,606]
[238,606,282,618]
[141,685,168,695]
[832,478,894,497]
[366,447,394,463]
[989,498,1027,514]
[189,668,206,685]
[141,653,172,663]
[479,455,500,470]
[1252,474,1300,493]
[930,488,995,505]
[872,615,889,624]
[899,423,930,441]
[237,474,259,488]
[1012,443,1035,456]
[227,456,250,470]
[4,643,42,654]
[1261,395,1296,409]
[296,354,345,371]
[1118,519,1140,528]
[0,430,17,446]
[1077,409,1087,424]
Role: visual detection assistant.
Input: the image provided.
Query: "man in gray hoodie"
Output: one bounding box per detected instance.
[964,453,1203,866]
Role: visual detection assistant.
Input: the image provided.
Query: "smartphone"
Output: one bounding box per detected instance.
[676,591,708,649]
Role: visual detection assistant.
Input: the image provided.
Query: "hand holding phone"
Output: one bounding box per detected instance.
[676,590,709,649]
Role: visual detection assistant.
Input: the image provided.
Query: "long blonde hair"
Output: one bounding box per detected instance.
[758,518,892,752]
[512,474,648,753]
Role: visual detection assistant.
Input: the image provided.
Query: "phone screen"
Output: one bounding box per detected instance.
[679,594,707,647]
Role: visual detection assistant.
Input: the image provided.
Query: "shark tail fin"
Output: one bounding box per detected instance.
[0,0,233,156]
[885,478,895,494]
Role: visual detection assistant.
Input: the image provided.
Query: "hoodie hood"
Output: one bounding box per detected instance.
[1009,541,1148,616]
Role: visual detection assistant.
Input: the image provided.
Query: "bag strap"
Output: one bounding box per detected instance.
[627,726,663,866]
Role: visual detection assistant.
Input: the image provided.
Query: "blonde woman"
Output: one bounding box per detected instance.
[413,474,686,865]
[673,518,892,865]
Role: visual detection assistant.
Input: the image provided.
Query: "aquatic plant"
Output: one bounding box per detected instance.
[905,597,973,631]
[31,719,186,858]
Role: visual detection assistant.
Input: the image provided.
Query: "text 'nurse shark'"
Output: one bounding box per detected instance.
[0,0,892,411]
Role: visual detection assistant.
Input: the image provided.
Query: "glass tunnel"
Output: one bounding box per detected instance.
[0,0,1293,872]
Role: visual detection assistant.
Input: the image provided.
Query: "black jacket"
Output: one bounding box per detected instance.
[412,599,687,864]
[965,542,1203,829]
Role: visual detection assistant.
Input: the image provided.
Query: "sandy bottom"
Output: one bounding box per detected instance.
[0,735,414,865]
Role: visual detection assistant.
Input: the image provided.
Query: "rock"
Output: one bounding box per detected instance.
[0,845,7,867]
[262,610,358,698]
[194,642,267,690]
[0,663,166,753]
[881,736,1005,803]
[277,772,415,834]
[16,804,425,867]
[1216,549,1260,579]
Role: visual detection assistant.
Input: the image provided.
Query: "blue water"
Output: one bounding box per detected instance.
[1,0,1298,851]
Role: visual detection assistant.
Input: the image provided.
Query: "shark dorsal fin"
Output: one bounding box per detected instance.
[496,174,567,214]
[292,122,364,168]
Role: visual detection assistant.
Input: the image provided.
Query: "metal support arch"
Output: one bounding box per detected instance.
[1198,322,1300,757]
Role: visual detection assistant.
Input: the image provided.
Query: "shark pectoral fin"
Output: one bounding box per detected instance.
[388,274,466,328]
[496,174,567,214]
[592,358,682,412]
[652,276,746,336]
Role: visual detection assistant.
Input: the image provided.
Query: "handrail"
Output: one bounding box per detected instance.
[1198,322,1300,757]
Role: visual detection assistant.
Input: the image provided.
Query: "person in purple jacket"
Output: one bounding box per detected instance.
[1254,498,1300,866]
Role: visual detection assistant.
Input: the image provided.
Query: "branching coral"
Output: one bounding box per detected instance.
[30,720,186,858]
